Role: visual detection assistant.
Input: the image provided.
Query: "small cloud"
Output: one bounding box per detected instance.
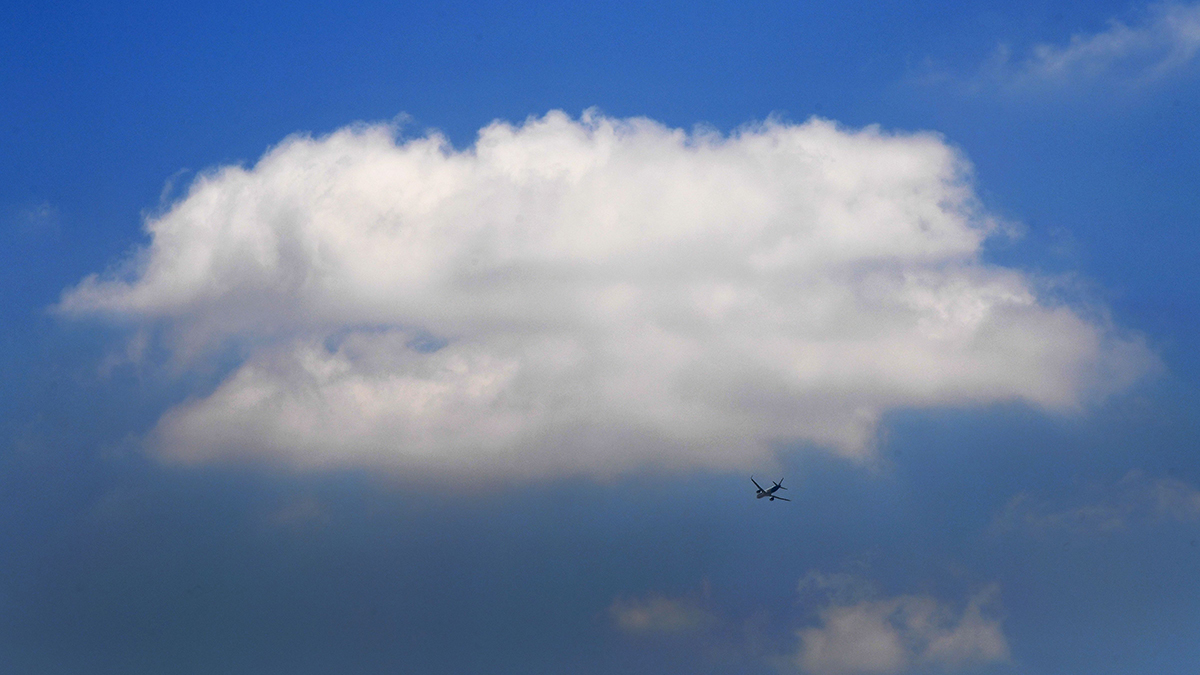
[794,578,1008,675]
[98,329,151,377]
[9,201,61,239]
[260,496,332,530]
[918,2,1200,97]
[1029,3,1199,83]
[610,593,716,635]
[85,486,145,524]
[797,570,879,605]
[994,470,1200,535]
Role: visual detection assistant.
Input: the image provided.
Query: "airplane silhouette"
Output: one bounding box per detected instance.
[751,476,789,502]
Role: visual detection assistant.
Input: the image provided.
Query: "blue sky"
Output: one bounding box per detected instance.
[3,1,1200,673]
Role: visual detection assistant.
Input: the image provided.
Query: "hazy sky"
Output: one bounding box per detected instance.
[3,1,1200,673]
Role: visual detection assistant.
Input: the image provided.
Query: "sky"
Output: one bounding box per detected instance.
[3,1,1200,673]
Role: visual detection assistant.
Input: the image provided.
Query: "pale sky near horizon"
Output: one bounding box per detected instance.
[3,2,1200,673]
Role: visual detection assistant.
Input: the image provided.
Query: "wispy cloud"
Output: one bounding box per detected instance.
[979,2,1200,93]
[994,470,1200,535]
[610,592,716,635]
[8,200,61,240]
[794,574,1008,675]
[58,111,1155,477]
[259,496,332,531]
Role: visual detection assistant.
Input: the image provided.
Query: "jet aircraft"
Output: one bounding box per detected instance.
[751,477,789,501]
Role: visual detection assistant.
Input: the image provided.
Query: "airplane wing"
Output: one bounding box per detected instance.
[771,496,791,502]
[751,477,764,491]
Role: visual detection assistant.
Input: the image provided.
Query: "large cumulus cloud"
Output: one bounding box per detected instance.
[60,110,1155,476]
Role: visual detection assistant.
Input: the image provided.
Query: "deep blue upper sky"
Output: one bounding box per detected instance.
[3,2,1200,673]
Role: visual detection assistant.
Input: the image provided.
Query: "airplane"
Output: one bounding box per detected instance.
[752,476,790,501]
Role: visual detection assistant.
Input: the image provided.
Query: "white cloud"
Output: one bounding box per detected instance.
[980,2,1200,91]
[995,470,1200,535]
[59,111,1156,476]
[796,581,1008,675]
[610,593,716,635]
